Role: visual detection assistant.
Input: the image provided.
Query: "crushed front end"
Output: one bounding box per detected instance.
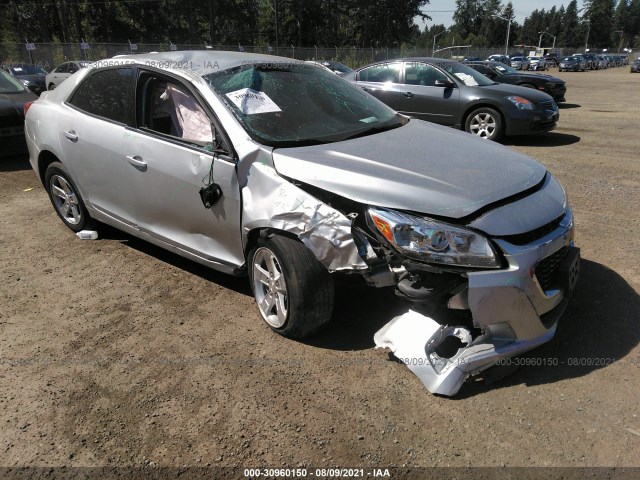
[354,179,580,396]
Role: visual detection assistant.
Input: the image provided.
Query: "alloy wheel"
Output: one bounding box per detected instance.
[50,175,81,225]
[469,113,496,139]
[252,247,289,328]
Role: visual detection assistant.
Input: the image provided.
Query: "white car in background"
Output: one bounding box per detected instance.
[45,61,91,90]
[528,56,548,71]
[510,56,530,70]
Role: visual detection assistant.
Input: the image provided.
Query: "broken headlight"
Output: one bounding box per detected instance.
[368,208,499,268]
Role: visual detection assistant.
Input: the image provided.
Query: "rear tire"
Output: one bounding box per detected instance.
[249,235,334,338]
[44,161,95,232]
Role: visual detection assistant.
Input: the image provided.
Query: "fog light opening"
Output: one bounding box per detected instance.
[434,335,468,359]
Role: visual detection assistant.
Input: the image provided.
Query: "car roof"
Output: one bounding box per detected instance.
[107,50,303,76]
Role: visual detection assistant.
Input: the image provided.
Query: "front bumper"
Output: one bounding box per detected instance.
[505,103,559,136]
[375,208,579,396]
[546,84,567,102]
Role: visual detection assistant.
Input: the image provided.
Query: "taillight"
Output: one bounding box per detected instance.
[24,101,33,117]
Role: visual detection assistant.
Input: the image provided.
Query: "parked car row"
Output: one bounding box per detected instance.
[559,53,630,72]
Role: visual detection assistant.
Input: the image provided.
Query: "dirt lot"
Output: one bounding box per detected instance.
[1,66,639,476]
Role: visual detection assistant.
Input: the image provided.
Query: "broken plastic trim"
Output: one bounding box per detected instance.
[374,309,556,396]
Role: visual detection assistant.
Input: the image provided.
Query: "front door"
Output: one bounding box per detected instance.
[122,71,244,270]
[399,62,460,126]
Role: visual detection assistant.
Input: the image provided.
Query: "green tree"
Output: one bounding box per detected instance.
[583,0,615,48]
[558,0,583,48]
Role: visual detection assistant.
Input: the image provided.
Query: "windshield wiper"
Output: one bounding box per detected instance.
[338,121,405,142]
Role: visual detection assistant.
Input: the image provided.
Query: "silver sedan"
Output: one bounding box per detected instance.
[24,51,579,396]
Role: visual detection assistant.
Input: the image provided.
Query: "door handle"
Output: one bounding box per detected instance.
[402,91,414,98]
[126,155,147,171]
[64,130,78,142]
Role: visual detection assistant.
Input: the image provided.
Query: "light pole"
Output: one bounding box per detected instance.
[582,20,590,51]
[615,30,624,53]
[492,14,511,56]
[537,29,549,49]
[432,29,447,57]
[540,31,557,49]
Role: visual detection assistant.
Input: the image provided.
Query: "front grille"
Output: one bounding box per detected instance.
[497,213,565,246]
[536,246,569,291]
[540,100,557,111]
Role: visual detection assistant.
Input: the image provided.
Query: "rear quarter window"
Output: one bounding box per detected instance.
[68,68,135,125]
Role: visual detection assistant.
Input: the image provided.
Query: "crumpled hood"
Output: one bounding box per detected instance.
[272,120,547,219]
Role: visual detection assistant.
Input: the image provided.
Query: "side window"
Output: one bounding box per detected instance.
[55,63,68,74]
[68,68,135,124]
[140,75,219,150]
[358,63,402,83]
[68,63,79,74]
[404,63,448,87]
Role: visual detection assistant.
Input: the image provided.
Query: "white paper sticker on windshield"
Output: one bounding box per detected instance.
[225,88,282,115]
[453,72,478,86]
[13,67,23,72]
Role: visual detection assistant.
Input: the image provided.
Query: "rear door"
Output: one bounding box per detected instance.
[399,61,460,126]
[58,67,138,226]
[120,70,244,270]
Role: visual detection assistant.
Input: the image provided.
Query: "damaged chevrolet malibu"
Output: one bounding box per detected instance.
[24,52,580,396]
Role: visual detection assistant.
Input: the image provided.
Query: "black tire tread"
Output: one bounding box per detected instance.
[251,235,334,339]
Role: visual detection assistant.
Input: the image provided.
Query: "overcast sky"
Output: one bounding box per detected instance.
[418,0,586,28]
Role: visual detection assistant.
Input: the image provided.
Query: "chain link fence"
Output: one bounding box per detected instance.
[0,42,619,71]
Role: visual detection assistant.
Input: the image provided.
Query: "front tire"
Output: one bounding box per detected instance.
[44,161,94,232]
[48,83,56,90]
[249,235,334,338]
[465,107,503,141]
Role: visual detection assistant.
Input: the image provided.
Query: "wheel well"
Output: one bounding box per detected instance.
[461,103,505,131]
[244,228,300,259]
[37,150,60,186]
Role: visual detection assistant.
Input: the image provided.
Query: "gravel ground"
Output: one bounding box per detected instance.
[0,66,639,476]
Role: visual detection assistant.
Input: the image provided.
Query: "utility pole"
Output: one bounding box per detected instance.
[493,14,511,56]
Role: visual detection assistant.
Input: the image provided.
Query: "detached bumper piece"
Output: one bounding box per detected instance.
[374,309,557,396]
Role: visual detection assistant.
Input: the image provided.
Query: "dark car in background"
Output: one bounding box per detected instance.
[1,64,48,96]
[584,53,607,69]
[544,52,559,67]
[558,56,586,72]
[631,59,640,73]
[0,70,38,157]
[465,61,566,102]
[352,58,558,141]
